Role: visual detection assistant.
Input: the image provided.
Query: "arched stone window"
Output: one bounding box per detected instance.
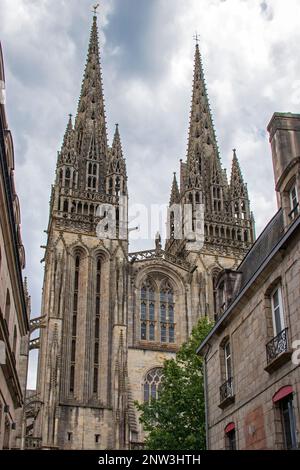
[143,367,163,403]
[140,277,176,345]
[140,279,156,341]
[87,162,97,191]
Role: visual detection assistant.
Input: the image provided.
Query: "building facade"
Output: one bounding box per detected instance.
[198,113,300,450]
[0,42,30,449]
[31,11,255,450]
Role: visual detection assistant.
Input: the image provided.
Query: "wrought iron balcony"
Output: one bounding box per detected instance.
[265,328,292,373]
[219,377,234,408]
[266,328,288,363]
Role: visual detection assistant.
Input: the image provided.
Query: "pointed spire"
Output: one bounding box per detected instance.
[185,42,220,191]
[230,148,247,198]
[58,114,77,166]
[112,123,122,155]
[75,12,107,158]
[106,124,127,195]
[187,43,218,158]
[63,114,73,143]
[169,172,180,205]
[108,124,127,176]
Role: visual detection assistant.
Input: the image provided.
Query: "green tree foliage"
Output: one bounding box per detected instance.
[135,317,213,450]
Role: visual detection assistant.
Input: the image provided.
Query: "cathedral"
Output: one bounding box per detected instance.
[31,11,255,449]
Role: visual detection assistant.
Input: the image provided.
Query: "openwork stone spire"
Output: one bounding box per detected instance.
[166,42,255,256]
[75,14,107,161]
[185,43,219,190]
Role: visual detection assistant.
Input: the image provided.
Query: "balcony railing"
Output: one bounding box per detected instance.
[219,377,234,407]
[266,328,289,364]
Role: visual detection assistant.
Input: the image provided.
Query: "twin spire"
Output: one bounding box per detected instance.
[57,10,249,225]
[57,12,127,191]
[75,13,108,158]
[169,41,248,206]
[184,42,221,192]
[187,43,218,160]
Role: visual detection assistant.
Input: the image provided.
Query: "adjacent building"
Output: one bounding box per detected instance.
[30,10,255,450]
[0,42,30,449]
[198,112,300,450]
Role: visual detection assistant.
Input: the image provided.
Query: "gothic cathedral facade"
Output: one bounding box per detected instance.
[33,14,255,449]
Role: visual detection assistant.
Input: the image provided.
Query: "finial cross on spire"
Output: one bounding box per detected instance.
[193,32,200,45]
[93,3,100,16]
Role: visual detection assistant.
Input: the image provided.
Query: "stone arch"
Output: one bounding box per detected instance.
[135,263,185,296]
[69,244,89,260]
[92,247,110,263]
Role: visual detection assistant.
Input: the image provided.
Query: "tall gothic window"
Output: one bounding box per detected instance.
[93,258,101,394]
[143,368,163,403]
[140,280,156,341]
[70,255,80,393]
[87,162,97,191]
[234,201,239,219]
[140,278,176,344]
[65,167,71,188]
[160,281,175,343]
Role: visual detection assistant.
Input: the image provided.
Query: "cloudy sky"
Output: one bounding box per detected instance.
[1,0,300,387]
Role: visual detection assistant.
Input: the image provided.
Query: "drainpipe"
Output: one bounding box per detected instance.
[203,343,211,450]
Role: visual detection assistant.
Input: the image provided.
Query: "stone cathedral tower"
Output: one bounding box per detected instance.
[32,11,255,450]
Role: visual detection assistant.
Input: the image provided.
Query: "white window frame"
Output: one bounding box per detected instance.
[289,184,299,219]
[271,285,285,336]
[224,341,232,381]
